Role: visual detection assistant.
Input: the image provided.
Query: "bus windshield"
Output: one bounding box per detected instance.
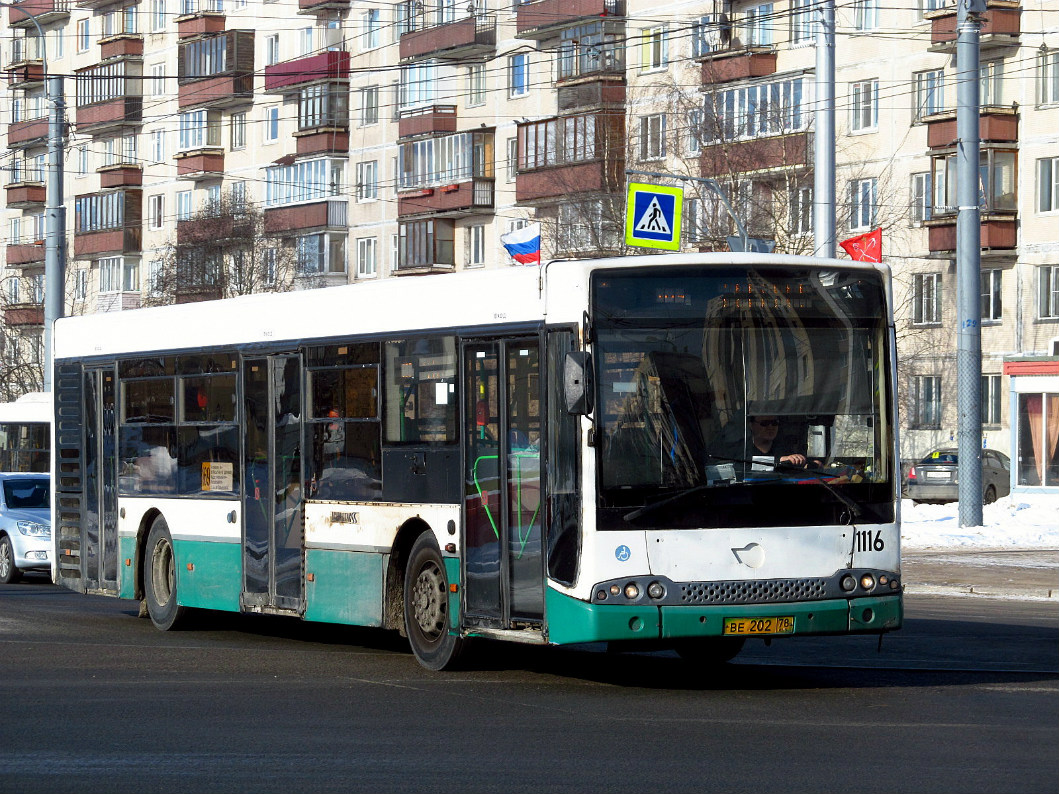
[593,265,894,530]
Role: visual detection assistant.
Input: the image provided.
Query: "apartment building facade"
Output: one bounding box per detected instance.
[3,0,1058,485]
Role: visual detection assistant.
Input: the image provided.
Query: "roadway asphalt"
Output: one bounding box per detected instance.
[902,548,1059,601]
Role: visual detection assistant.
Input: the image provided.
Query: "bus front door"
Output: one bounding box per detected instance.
[463,339,544,628]
[82,366,119,594]
[242,355,305,614]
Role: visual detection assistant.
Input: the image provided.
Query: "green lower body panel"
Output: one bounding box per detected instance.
[171,539,243,612]
[444,557,460,631]
[118,536,137,600]
[545,588,903,646]
[304,549,384,626]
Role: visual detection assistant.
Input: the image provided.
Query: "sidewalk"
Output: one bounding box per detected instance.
[902,549,1059,600]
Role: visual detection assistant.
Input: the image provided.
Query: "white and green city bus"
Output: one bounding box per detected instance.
[0,391,51,473]
[52,254,901,669]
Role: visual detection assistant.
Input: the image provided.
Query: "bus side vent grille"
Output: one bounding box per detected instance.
[679,578,830,605]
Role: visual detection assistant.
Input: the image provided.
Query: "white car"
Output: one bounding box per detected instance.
[0,473,51,584]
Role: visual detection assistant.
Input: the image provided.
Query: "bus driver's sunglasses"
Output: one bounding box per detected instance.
[752,419,779,427]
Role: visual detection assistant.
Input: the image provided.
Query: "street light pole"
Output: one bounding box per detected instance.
[4,2,65,393]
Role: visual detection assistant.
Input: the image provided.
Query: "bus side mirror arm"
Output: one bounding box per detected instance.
[563,351,594,416]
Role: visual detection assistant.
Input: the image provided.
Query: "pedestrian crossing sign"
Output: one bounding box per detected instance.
[625,183,683,251]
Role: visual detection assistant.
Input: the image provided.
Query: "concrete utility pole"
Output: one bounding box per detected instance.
[956,0,985,526]
[3,2,65,393]
[813,0,836,259]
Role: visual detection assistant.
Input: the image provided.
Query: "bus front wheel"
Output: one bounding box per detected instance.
[404,533,464,671]
[143,516,188,631]
[674,637,745,666]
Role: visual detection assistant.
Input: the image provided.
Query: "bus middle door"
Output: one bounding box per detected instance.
[462,339,544,629]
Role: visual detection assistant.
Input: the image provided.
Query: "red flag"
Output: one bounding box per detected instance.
[840,228,882,262]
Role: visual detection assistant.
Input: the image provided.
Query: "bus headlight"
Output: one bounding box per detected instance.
[624,583,640,600]
[860,574,876,591]
[840,575,857,592]
[647,581,665,600]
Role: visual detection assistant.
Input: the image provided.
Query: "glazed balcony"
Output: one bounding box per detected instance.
[699,131,812,178]
[398,105,457,139]
[175,148,225,180]
[927,0,1020,53]
[398,178,495,217]
[4,304,44,327]
[8,0,70,28]
[98,164,143,188]
[924,106,1018,149]
[6,243,45,267]
[5,181,46,208]
[264,50,351,93]
[925,214,1017,255]
[516,0,624,40]
[7,117,48,149]
[177,30,254,109]
[264,199,347,235]
[395,218,455,274]
[699,47,778,85]
[73,189,142,258]
[400,13,497,62]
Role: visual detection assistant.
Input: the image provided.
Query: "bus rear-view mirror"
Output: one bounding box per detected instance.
[564,352,594,415]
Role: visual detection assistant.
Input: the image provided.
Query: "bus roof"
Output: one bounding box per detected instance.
[54,254,890,361]
[0,392,51,424]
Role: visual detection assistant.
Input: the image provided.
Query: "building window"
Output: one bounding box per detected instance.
[912,375,942,429]
[265,34,279,66]
[178,109,220,150]
[265,158,344,206]
[933,149,1016,214]
[982,268,1003,322]
[151,129,165,163]
[356,160,378,201]
[519,115,597,171]
[363,10,380,49]
[980,60,1003,106]
[684,198,706,242]
[848,177,877,230]
[640,25,668,70]
[299,84,348,130]
[297,233,346,275]
[911,172,932,225]
[151,0,166,31]
[397,131,493,190]
[467,224,485,266]
[1038,48,1059,105]
[508,54,529,97]
[299,26,313,56]
[852,0,877,31]
[230,111,246,150]
[507,137,517,181]
[148,194,164,230]
[1016,393,1059,487]
[398,218,455,269]
[639,114,666,161]
[360,86,379,125]
[356,237,377,278]
[691,15,722,56]
[75,269,88,301]
[790,185,812,236]
[77,19,90,52]
[913,272,941,325]
[98,257,125,294]
[264,106,280,142]
[399,62,436,109]
[981,375,1002,425]
[790,0,815,44]
[703,77,806,143]
[850,80,878,132]
[913,69,944,121]
[176,190,192,221]
[1038,157,1059,213]
[687,109,702,154]
[1040,265,1059,319]
[151,63,166,97]
[468,64,486,107]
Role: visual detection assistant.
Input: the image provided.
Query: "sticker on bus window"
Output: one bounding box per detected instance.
[202,461,234,492]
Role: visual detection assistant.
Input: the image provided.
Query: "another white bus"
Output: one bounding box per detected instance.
[0,391,51,473]
[52,254,902,669]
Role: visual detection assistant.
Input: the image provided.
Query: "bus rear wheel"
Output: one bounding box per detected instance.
[674,637,745,666]
[404,533,464,671]
[143,516,188,631]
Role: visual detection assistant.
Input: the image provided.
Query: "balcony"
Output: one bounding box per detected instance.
[5,181,45,208]
[177,214,253,246]
[398,178,495,217]
[178,30,255,109]
[699,131,812,178]
[8,0,70,28]
[925,213,1017,256]
[98,164,143,188]
[557,74,625,112]
[175,148,225,180]
[4,304,44,327]
[516,0,624,40]
[7,118,48,149]
[264,50,351,93]
[395,218,455,275]
[75,96,143,135]
[294,129,350,156]
[927,0,1020,53]
[398,105,457,139]
[400,13,497,62]
[4,39,44,88]
[298,0,349,13]
[264,199,347,235]
[176,11,227,39]
[97,291,142,313]
[516,160,623,203]
[5,243,45,267]
[73,189,142,259]
[699,47,778,85]
[924,106,1018,149]
[99,34,144,61]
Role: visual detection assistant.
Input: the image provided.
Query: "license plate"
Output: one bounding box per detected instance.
[722,616,796,636]
[925,471,951,480]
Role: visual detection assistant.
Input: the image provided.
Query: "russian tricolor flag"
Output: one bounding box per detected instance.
[500,223,541,265]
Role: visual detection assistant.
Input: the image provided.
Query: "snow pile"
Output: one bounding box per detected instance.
[901,494,1059,550]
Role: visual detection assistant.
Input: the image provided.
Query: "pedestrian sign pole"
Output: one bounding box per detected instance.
[625,183,683,251]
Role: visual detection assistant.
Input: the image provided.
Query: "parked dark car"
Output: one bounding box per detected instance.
[905,448,1011,505]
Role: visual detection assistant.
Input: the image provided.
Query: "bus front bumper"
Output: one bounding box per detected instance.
[545,587,903,646]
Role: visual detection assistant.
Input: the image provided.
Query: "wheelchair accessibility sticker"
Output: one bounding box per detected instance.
[615,545,632,562]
